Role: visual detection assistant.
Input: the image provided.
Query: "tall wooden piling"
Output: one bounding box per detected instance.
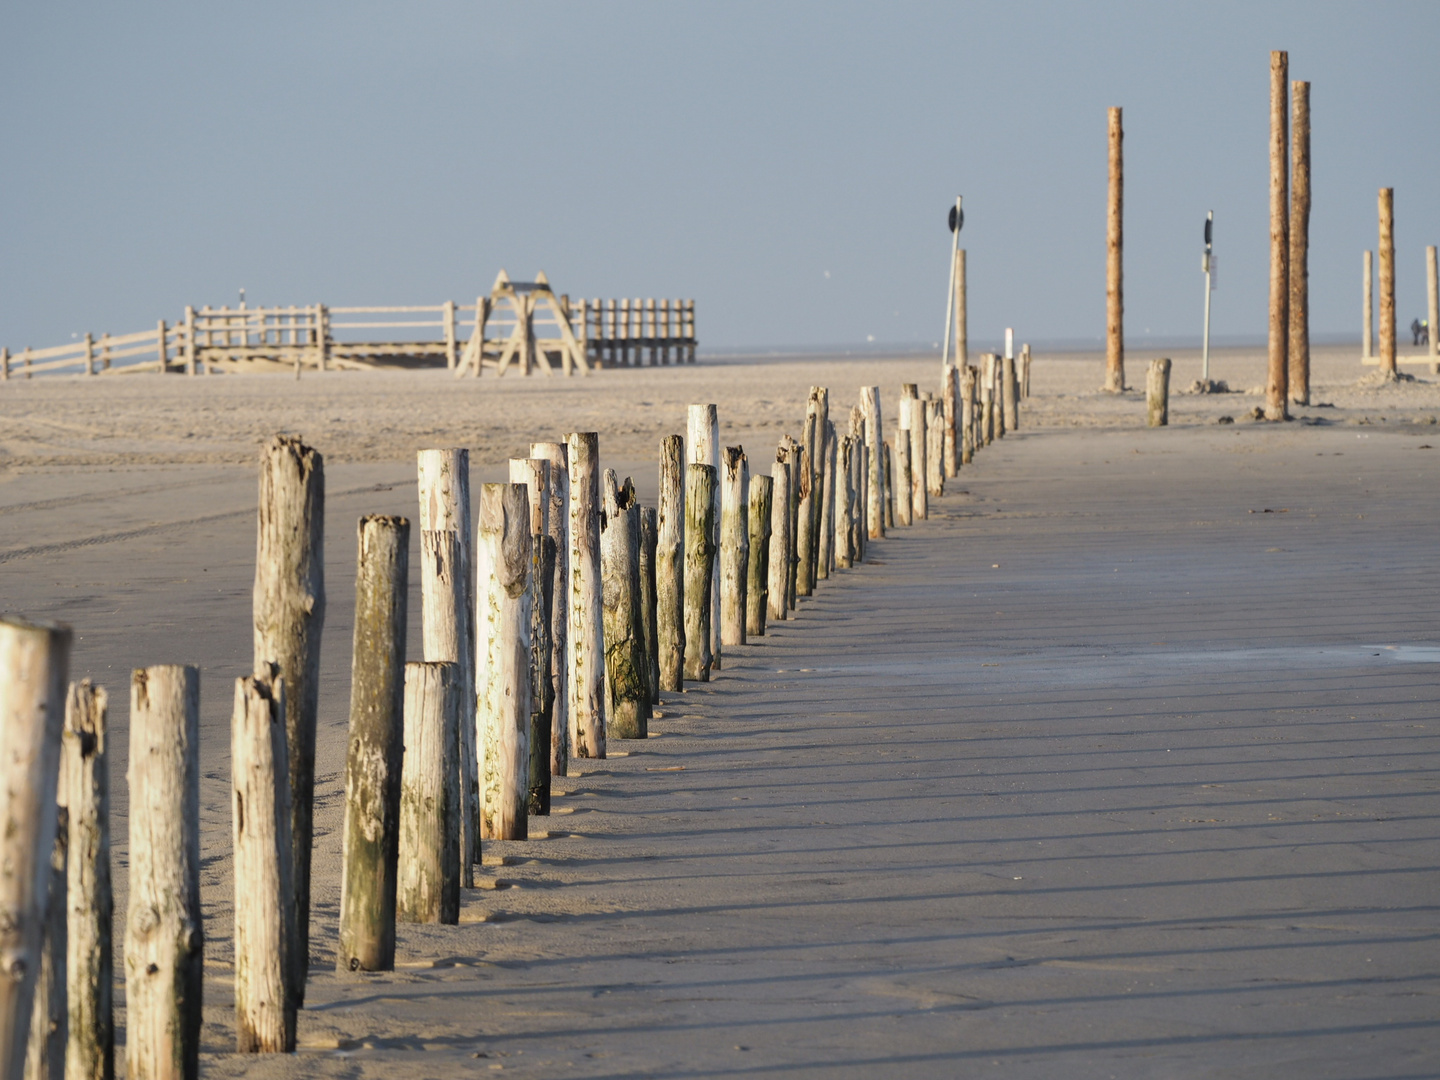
[687,405,721,666]
[639,508,660,705]
[656,435,686,692]
[746,474,773,636]
[125,665,202,1080]
[1266,51,1290,418]
[0,618,70,1080]
[338,517,408,974]
[1288,79,1311,405]
[1105,106,1125,393]
[767,455,791,623]
[683,464,718,681]
[566,433,606,760]
[601,474,648,739]
[397,662,460,925]
[1378,188,1396,378]
[479,484,533,837]
[417,448,476,881]
[252,436,324,998]
[510,458,553,813]
[61,680,111,1080]
[1147,358,1171,427]
[231,667,296,1053]
[861,387,885,539]
[817,424,836,579]
[530,441,570,778]
[1428,246,1439,370]
[720,448,750,645]
[893,432,913,527]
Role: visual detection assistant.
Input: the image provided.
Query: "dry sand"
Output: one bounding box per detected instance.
[2,344,1437,1077]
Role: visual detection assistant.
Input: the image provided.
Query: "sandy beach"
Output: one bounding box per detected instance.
[2,346,1437,1077]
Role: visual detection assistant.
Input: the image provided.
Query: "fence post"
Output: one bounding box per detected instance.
[530,442,570,776]
[861,387,885,539]
[1003,355,1019,432]
[337,516,408,973]
[683,464,718,681]
[767,454,791,624]
[926,399,944,498]
[397,662,460,925]
[720,447,749,645]
[746,474,773,636]
[601,474,648,738]
[893,431,913,527]
[230,667,296,1052]
[942,364,959,477]
[443,300,457,371]
[565,433,606,760]
[62,680,112,1080]
[639,508,660,705]
[817,425,836,580]
[83,333,94,377]
[125,664,202,1080]
[0,618,70,1080]
[183,306,196,375]
[657,436,686,691]
[687,406,721,667]
[416,448,476,882]
[797,402,818,597]
[253,435,324,1000]
[509,458,554,810]
[478,484,532,838]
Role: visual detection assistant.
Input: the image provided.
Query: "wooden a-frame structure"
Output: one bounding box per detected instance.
[454,269,590,377]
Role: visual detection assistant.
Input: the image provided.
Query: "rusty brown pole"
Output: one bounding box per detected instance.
[1378,187,1397,378]
[1105,107,1124,393]
[1288,79,1311,406]
[1266,50,1290,420]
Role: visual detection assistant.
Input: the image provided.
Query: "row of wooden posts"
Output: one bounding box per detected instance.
[0,356,1023,1078]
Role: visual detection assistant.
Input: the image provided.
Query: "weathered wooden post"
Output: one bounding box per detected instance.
[656,435,686,692]
[566,433,606,759]
[783,442,805,610]
[530,441,570,777]
[1022,344,1032,398]
[720,448,750,644]
[992,357,1007,439]
[125,664,202,1080]
[231,667,296,1052]
[687,405,721,666]
[1378,187,1397,379]
[61,680,111,1080]
[960,366,976,464]
[253,434,323,995]
[1363,250,1374,359]
[981,358,995,446]
[479,484,532,837]
[835,437,854,570]
[397,662,460,925]
[1266,51,1290,418]
[767,454,791,623]
[1147,358,1172,427]
[1106,106,1125,393]
[893,432,913,527]
[848,406,868,562]
[601,474,648,739]
[639,508,660,704]
[416,448,476,882]
[1289,79,1311,406]
[25,809,65,1080]
[684,464,718,681]
[942,364,959,477]
[902,395,927,521]
[861,387,885,539]
[510,458,553,813]
[337,516,407,974]
[805,388,830,590]
[882,443,895,528]
[796,403,818,597]
[0,618,70,1080]
[1428,246,1439,372]
[1002,355,1019,431]
[746,474,773,636]
[925,399,944,498]
[817,424,836,579]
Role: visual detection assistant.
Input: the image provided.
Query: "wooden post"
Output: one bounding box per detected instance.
[1289,80,1311,405]
[152,321,164,372]
[807,389,829,589]
[1378,187,1396,378]
[683,464,718,681]
[746,474,773,636]
[253,435,323,998]
[925,399,944,499]
[337,516,408,974]
[1,348,8,382]
[992,358,1006,439]
[687,405,721,666]
[956,248,967,365]
[720,448,749,645]
[478,484,533,837]
[639,508,659,705]
[1267,52,1290,418]
[981,358,995,446]
[317,304,330,372]
[25,805,65,1080]
[443,300,457,371]
[893,431,913,527]
[619,299,631,365]
[417,449,476,880]
[0,618,70,1080]
[783,443,804,610]
[509,459,553,811]
[601,473,648,739]
[960,366,975,464]
[942,364,959,478]
[1002,355,1019,431]
[124,665,201,1080]
[565,433,606,760]
[686,300,696,362]
[767,455,791,623]
[903,396,927,521]
[1363,250,1374,359]
[1428,246,1439,371]
[1106,106,1125,393]
[1021,343,1032,399]
[1147,358,1171,427]
[882,443,895,528]
[530,441,570,777]
[656,435,686,693]
[835,436,854,570]
[397,662,460,925]
[230,667,296,1052]
[861,387,885,539]
[61,680,112,1080]
[796,405,817,597]
[817,424,836,580]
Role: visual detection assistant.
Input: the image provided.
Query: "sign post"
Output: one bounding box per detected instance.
[1201,211,1215,383]
[941,196,963,369]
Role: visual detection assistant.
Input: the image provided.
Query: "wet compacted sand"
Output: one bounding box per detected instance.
[2,346,1437,1077]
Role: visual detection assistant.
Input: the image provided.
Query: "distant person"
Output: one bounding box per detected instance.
[1423,320,1431,346]
[1412,318,1423,346]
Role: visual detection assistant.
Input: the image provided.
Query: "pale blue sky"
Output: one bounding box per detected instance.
[2,2,1437,352]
